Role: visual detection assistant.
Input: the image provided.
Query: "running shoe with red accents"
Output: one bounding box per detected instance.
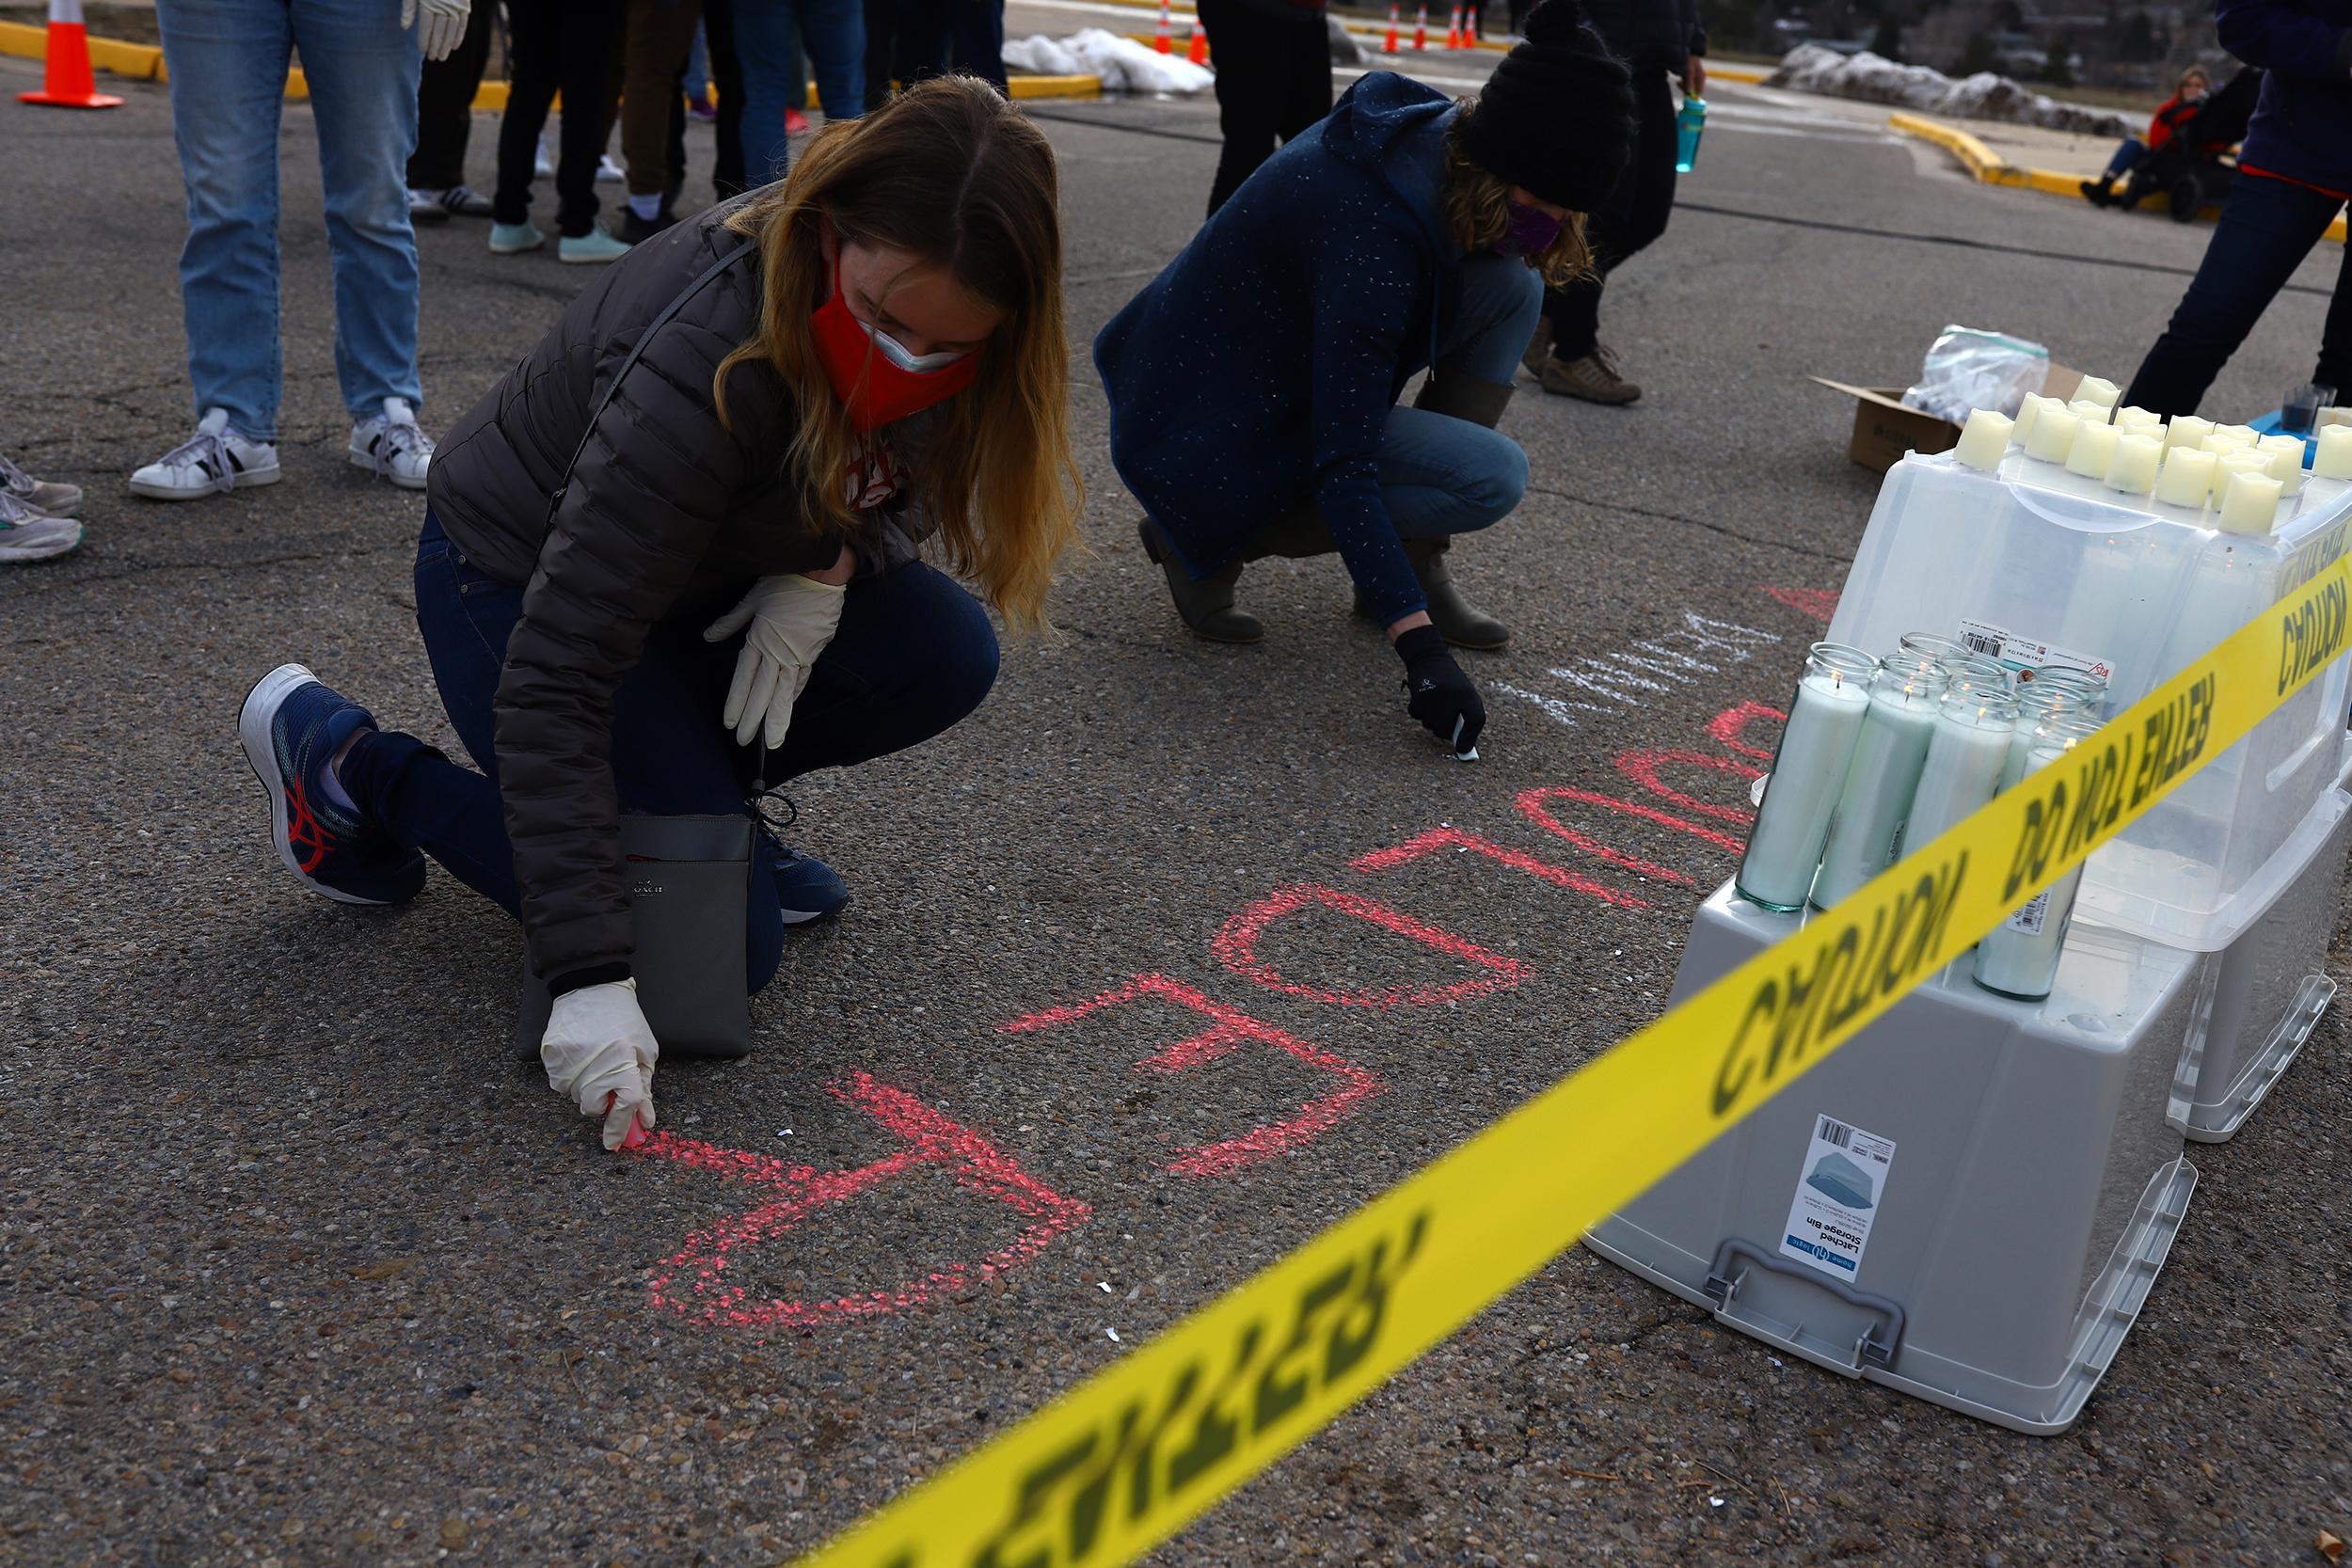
[238,664,425,905]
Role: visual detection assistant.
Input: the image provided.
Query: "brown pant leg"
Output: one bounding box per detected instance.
[620,0,706,198]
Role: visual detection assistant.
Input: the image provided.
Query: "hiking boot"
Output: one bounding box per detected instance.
[349,397,433,490]
[129,408,281,500]
[2079,178,2111,209]
[1540,345,1642,404]
[1,449,82,516]
[1139,515,1262,643]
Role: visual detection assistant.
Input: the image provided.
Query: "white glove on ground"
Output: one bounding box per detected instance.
[541,979,659,1152]
[401,0,471,61]
[704,574,847,752]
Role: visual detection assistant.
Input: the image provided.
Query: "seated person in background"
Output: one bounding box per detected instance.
[2082,67,2210,208]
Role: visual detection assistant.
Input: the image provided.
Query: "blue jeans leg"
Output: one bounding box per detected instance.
[799,0,867,119]
[1433,252,1544,384]
[2101,138,2147,182]
[1377,404,1528,539]
[155,0,294,440]
[2123,173,2345,418]
[349,515,998,993]
[292,0,425,421]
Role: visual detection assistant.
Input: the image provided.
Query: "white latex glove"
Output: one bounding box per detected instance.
[703,574,847,752]
[541,979,659,1152]
[400,0,471,62]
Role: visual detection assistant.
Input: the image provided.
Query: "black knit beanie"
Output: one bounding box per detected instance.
[1454,0,1635,213]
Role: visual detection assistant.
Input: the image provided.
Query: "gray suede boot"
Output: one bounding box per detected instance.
[1139,515,1263,643]
[1390,370,1517,648]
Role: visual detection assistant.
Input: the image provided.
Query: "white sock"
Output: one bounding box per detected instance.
[322,752,359,814]
[628,192,662,221]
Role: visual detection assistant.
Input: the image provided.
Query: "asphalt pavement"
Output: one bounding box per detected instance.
[3,51,2349,1568]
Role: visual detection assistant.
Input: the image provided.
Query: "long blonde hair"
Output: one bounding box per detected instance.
[1439,103,1595,289]
[714,76,1082,630]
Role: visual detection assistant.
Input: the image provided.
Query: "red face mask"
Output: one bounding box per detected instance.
[809,252,983,433]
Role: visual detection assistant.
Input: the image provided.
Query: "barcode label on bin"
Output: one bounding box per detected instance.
[1954,617,2115,684]
[1781,1115,1899,1280]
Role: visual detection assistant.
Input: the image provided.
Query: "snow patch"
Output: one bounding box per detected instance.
[1765,44,2128,137]
[1003,28,1216,94]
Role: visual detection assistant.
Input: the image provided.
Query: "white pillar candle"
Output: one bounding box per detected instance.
[2114,405,2161,433]
[1954,408,2013,470]
[2155,447,2217,509]
[1736,644,1879,912]
[2214,422,2260,447]
[2073,376,2122,409]
[2165,415,2215,451]
[2104,433,2163,497]
[2066,399,2113,426]
[2214,450,2271,505]
[2217,470,2282,536]
[2257,433,2307,497]
[2025,406,2081,465]
[1811,657,1949,910]
[2010,394,2051,450]
[1903,684,2021,854]
[2316,426,2352,480]
[1975,713,2104,1000]
[2065,420,2122,480]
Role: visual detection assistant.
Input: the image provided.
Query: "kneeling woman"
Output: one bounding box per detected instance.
[236,79,1079,1150]
[1095,2,1632,754]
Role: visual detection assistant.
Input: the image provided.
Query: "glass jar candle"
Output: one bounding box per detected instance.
[1975,712,2106,1000]
[1901,681,2022,856]
[1735,644,1880,912]
[1897,632,2008,691]
[2000,679,2099,788]
[1811,654,1951,910]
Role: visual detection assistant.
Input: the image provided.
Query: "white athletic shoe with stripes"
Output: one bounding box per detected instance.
[348,397,434,490]
[128,408,281,501]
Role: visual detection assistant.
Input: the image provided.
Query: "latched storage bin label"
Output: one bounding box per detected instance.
[1780,1114,1899,1278]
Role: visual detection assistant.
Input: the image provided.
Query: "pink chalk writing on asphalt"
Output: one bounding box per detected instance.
[1212,883,1534,1008]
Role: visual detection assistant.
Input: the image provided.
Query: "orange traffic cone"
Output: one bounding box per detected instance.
[1411,0,1428,49]
[18,0,122,109]
[1154,0,1171,54]
[1186,16,1208,64]
[1382,0,1400,52]
[1444,4,1464,47]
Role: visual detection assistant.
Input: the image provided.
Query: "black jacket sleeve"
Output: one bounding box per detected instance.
[495,317,756,982]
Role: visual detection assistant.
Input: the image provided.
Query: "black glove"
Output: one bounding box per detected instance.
[1394,625,1485,754]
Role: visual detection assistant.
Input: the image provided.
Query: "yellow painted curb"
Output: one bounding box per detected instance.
[1008,71,1104,99]
[1884,108,2344,242]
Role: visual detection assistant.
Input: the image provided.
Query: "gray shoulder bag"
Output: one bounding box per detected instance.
[513,237,763,1063]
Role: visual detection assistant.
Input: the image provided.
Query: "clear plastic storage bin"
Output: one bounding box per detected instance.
[1585,882,2197,1434]
[1823,452,2352,949]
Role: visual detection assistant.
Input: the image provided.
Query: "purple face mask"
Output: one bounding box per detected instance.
[1502,200,1564,257]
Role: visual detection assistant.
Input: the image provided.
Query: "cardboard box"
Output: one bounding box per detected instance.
[1812,364,2085,473]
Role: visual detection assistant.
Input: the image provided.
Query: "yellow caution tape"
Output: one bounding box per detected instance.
[794,550,2352,1568]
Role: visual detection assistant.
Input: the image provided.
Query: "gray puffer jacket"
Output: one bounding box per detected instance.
[428,200,927,986]
[1579,0,1704,71]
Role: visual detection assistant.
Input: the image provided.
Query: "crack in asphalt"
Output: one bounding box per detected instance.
[1526,482,1854,562]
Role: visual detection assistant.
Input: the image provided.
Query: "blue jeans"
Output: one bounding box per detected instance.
[2123,172,2352,418]
[2101,138,2148,182]
[154,0,423,439]
[1382,252,1542,538]
[339,513,1000,993]
[735,0,865,185]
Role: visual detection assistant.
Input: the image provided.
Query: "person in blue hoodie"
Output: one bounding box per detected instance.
[1094,3,1635,756]
[2122,0,2352,416]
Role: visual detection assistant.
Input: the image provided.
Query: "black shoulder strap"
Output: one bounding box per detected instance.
[547,237,760,521]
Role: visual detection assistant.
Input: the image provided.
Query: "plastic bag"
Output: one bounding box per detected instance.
[1901,326,2049,424]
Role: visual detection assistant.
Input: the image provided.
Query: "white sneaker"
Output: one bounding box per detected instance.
[349,397,434,490]
[596,153,625,183]
[0,490,83,562]
[534,135,554,178]
[129,408,281,500]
